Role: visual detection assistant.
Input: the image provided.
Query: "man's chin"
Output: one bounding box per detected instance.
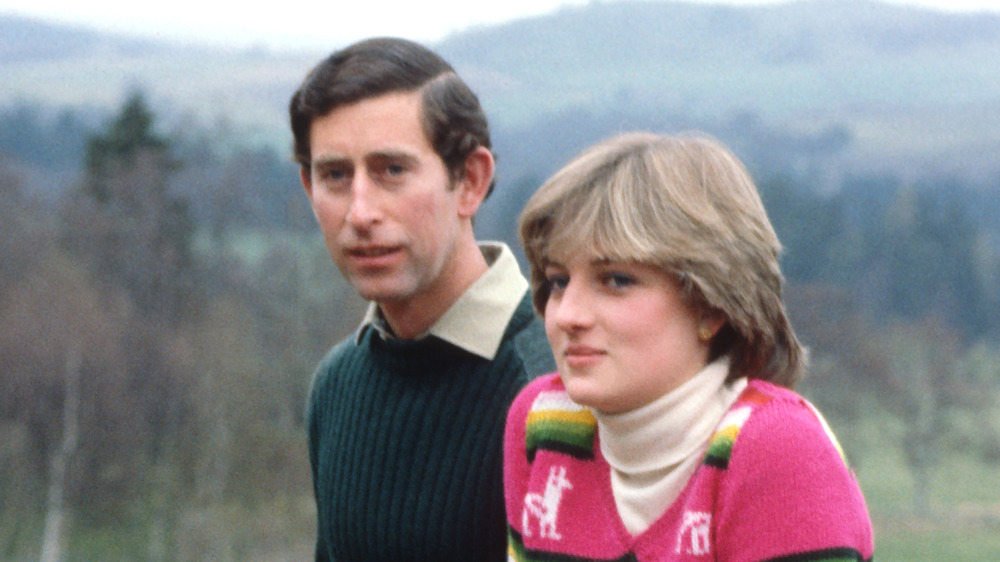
[350,280,413,304]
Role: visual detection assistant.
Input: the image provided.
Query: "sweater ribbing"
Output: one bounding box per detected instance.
[308,292,553,561]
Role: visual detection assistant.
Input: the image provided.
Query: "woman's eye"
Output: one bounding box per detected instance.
[605,273,636,289]
[545,274,569,292]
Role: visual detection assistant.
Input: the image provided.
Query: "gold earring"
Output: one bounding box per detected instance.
[698,325,713,342]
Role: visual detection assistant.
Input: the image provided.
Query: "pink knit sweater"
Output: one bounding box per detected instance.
[504,374,874,561]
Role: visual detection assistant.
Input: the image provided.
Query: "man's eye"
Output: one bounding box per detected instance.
[374,162,407,180]
[317,165,350,183]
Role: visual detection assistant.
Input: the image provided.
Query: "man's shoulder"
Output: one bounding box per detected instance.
[503,291,556,381]
[309,331,369,389]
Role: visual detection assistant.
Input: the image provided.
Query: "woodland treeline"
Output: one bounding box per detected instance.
[1,93,363,558]
[2,92,999,558]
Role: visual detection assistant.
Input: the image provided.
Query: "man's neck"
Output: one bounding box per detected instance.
[380,238,489,340]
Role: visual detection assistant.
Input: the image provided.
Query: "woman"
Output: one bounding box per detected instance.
[505,133,873,561]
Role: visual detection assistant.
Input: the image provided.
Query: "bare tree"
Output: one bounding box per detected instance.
[39,343,82,562]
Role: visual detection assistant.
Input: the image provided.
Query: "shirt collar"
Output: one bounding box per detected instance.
[355,242,529,360]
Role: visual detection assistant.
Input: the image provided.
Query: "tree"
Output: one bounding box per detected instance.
[66,90,198,325]
[879,184,987,338]
[48,92,202,534]
[84,91,168,196]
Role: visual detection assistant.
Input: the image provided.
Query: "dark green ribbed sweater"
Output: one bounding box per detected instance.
[307,291,554,561]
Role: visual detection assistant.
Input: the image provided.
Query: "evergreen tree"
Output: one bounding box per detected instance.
[84,90,168,193]
[69,90,196,323]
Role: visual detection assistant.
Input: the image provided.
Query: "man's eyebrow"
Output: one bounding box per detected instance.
[365,150,419,165]
[311,154,351,168]
[310,150,420,171]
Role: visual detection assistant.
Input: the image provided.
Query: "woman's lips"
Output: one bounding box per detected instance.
[562,344,605,368]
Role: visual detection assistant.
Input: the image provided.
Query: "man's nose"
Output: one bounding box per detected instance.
[345,176,382,229]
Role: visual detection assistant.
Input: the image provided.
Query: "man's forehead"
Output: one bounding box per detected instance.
[307,93,433,161]
[322,90,424,125]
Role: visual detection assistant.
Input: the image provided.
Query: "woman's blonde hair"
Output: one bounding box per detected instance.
[519,132,805,388]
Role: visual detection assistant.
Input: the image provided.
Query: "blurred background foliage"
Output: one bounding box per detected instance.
[3,1,1000,559]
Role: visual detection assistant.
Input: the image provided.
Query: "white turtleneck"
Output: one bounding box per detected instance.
[594,358,747,536]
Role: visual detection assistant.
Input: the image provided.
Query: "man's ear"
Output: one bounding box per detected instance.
[456,146,494,219]
[300,166,314,199]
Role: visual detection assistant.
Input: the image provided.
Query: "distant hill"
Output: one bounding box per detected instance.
[437,0,1000,183]
[441,0,1000,120]
[0,15,168,63]
[3,0,1000,191]
[1,14,319,147]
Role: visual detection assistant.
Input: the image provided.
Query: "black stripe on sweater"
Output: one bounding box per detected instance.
[761,546,871,562]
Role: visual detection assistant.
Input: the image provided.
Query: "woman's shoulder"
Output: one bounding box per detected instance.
[706,382,874,560]
[705,379,849,470]
[521,371,565,394]
[508,373,599,463]
[512,371,579,412]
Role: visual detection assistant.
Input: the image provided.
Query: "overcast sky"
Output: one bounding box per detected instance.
[3,0,999,51]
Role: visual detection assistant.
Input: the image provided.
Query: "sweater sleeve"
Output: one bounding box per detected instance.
[307,364,329,562]
[505,374,565,557]
[306,342,345,562]
[504,376,541,539]
[308,380,331,562]
[713,397,874,562]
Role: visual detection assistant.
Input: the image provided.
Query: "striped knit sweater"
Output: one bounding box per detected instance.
[307,291,554,562]
[504,375,874,562]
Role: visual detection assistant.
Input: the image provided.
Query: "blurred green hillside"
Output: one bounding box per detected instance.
[4,0,1000,185]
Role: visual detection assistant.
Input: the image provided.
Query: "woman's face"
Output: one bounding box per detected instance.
[543,253,716,414]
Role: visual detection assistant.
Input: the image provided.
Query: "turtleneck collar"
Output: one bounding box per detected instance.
[594,357,747,535]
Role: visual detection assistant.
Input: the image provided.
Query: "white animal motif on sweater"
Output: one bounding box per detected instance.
[522,466,573,540]
[675,510,711,555]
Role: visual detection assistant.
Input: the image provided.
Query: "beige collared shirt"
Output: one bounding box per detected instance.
[354,242,529,360]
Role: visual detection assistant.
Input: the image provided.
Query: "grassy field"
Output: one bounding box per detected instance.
[852,424,1000,560]
[4,428,997,560]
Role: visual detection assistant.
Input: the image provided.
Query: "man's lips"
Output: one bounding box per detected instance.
[343,245,403,267]
[347,245,399,257]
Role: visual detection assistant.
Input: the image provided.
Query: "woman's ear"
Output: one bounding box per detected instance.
[456,146,494,219]
[698,312,727,342]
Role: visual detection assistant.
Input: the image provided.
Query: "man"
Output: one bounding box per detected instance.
[290,37,555,561]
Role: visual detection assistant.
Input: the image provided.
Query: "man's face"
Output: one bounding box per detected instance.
[302,91,470,311]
